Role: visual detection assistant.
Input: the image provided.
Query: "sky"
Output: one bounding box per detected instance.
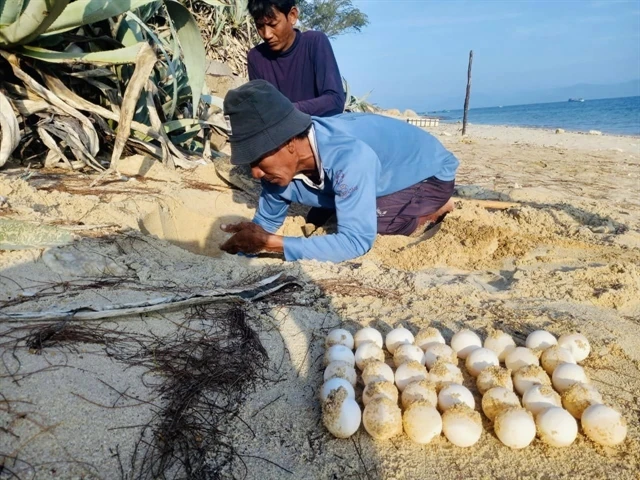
[330,0,640,110]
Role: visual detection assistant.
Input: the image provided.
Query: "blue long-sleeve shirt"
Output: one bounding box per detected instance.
[247,30,345,117]
[252,113,459,263]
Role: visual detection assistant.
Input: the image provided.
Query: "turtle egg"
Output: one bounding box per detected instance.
[401,380,438,409]
[442,404,483,447]
[505,347,539,372]
[552,363,589,393]
[536,407,578,447]
[355,342,385,370]
[362,361,394,385]
[525,330,557,352]
[540,345,576,375]
[581,404,628,446]
[465,348,500,377]
[415,327,445,351]
[320,377,355,402]
[385,325,415,354]
[423,343,457,369]
[324,361,357,387]
[438,384,475,412]
[558,333,590,362]
[451,329,482,359]
[484,330,516,362]
[513,365,551,396]
[394,344,425,367]
[324,345,356,367]
[395,361,428,391]
[429,360,464,391]
[482,387,521,421]
[522,385,561,415]
[362,381,399,406]
[494,407,536,449]
[354,327,383,349]
[562,383,603,419]
[322,387,361,438]
[476,366,513,395]
[403,401,442,444]
[362,397,403,440]
[325,328,354,350]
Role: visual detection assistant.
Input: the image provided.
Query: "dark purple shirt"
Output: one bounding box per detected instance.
[247,30,346,117]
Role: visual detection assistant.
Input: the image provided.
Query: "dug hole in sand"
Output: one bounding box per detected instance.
[1,126,639,479]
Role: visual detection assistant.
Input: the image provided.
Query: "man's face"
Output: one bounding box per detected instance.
[254,6,298,52]
[250,141,297,187]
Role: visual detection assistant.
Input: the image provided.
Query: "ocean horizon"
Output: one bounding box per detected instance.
[424,96,640,136]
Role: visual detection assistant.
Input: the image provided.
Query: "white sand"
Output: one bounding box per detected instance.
[1,123,638,479]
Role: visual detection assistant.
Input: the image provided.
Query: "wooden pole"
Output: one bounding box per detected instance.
[462,50,473,136]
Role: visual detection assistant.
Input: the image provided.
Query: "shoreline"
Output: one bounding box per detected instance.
[439,120,640,138]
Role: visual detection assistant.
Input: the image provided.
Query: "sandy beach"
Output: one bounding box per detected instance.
[1,122,639,479]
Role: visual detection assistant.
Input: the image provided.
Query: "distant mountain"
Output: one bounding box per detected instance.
[422,79,640,112]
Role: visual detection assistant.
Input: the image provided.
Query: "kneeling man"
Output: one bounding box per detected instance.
[220,80,459,263]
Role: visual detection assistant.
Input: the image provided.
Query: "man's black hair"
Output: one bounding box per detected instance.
[248,0,296,21]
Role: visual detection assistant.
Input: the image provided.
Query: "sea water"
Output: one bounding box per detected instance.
[432,96,640,136]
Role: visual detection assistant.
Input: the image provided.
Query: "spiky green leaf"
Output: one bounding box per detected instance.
[17,44,145,64]
[0,0,70,46]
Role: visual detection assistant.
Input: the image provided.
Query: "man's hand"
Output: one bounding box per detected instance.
[219,222,283,255]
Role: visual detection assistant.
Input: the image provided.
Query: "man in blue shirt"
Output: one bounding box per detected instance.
[220,80,458,263]
[247,0,345,117]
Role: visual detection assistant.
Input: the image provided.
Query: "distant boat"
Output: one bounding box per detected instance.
[568,98,585,102]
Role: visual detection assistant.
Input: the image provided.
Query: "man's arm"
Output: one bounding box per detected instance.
[283,144,378,262]
[247,49,259,81]
[252,182,291,233]
[294,33,346,117]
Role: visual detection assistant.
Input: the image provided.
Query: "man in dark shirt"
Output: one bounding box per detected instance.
[246,0,346,117]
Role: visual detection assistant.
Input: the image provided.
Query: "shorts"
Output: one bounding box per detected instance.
[376,176,455,236]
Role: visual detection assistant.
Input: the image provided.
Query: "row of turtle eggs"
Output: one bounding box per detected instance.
[456,328,627,449]
[322,326,627,448]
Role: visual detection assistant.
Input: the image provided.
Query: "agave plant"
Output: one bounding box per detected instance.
[0,0,239,171]
[343,77,374,113]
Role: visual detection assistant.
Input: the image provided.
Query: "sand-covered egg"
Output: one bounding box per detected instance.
[451,329,482,359]
[401,380,438,409]
[522,384,561,415]
[354,327,383,349]
[442,404,483,447]
[324,345,356,367]
[558,333,590,363]
[415,327,446,351]
[322,387,361,438]
[325,328,354,350]
[395,361,428,391]
[324,361,357,386]
[403,401,442,444]
[394,344,425,367]
[362,361,394,385]
[536,407,578,447]
[476,366,513,395]
[581,404,628,447]
[320,377,356,402]
[355,342,385,370]
[552,363,589,393]
[482,387,521,421]
[513,365,551,396]
[484,329,516,362]
[562,383,603,419]
[438,384,475,412]
[423,343,457,369]
[385,326,415,354]
[540,345,576,375]
[525,330,557,352]
[465,347,500,377]
[428,360,464,391]
[362,381,399,406]
[363,397,403,440]
[505,347,539,372]
[494,407,536,449]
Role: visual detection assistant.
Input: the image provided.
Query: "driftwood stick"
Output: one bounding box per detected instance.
[462,50,473,136]
[1,273,299,323]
